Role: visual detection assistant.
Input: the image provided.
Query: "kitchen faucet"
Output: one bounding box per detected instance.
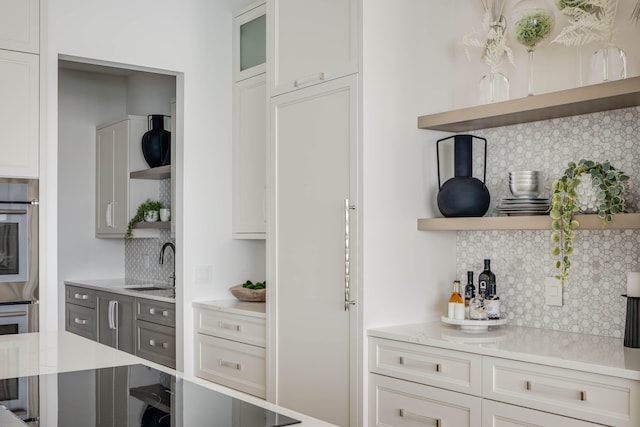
[159,242,176,287]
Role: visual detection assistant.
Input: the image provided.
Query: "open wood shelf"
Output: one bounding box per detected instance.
[134,221,171,229]
[417,76,640,132]
[130,165,171,180]
[417,213,640,231]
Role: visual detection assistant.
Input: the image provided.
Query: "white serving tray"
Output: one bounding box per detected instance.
[441,316,507,331]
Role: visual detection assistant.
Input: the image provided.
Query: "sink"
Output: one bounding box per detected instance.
[129,286,169,291]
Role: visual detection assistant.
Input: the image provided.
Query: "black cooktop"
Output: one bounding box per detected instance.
[2,364,300,427]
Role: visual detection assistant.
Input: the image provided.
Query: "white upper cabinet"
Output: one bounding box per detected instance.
[0,0,39,54]
[234,1,266,82]
[0,50,39,178]
[232,74,267,238]
[268,0,358,96]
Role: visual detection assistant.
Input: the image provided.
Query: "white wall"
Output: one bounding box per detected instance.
[44,0,266,376]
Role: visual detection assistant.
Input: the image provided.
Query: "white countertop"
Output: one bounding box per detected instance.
[193,299,266,318]
[0,331,334,427]
[368,321,640,381]
[65,278,175,303]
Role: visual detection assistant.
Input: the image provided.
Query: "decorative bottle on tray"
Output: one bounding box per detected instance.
[464,271,475,319]
[448,280,465,320]
[479,259,500,319]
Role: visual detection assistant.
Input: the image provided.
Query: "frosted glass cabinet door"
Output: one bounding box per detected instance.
[234,2,266,82]
[269,0,358,95]
[0,0,39,53]
[0,50,38,178]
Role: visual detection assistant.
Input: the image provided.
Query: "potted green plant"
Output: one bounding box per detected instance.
[550,159,628,284]
[126,199,162,239]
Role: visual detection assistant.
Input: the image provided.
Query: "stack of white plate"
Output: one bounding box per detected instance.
[497,171,550,216]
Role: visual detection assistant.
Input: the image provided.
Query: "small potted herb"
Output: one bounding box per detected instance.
[550,160,628,284]
[126,199,162,239]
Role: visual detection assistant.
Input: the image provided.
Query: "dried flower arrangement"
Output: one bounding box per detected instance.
[553,0,619,46]
[463,0,515,72]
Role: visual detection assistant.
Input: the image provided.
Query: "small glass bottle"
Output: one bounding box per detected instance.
[448,280,465,320]
[469,294,486,320]
[464,271,475,319]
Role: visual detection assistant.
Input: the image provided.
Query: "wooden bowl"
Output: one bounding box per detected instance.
[230,285,266,302]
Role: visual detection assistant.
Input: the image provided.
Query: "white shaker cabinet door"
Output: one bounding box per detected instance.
[0,0,39,53]
[482,400,603,427]
[270,75,359,426]
[268,0,358,96]
[0,50,38,178]
[232,73,267,238]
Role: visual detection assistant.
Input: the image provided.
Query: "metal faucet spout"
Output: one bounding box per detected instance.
[159,242,176,287]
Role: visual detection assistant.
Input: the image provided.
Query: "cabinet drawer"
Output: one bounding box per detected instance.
[369,337,482,396]
[483,356,639,426]
[136,299,175,327]
[195,334,265,399]
[65,304,97,341]
[136,320,176,369]
[369,373,481,427]
[195,307,265,347]
[482,399,603,427]
[65,285,97,309]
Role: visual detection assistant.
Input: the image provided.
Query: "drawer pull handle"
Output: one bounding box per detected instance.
[399,357,442,373]
[399,409,441,426]
[525,380,587,401]
[149,308,170,317]
[294,72,326,88]
[74,318,87,325]
[74,293,89,300]
[149,339,169,349]
[219,322,241,332]
[219,359,242,370]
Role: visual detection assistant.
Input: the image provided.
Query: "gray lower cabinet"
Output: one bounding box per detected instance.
[97,291,135,355]
[135,298,176,368]
[65,284,176,368]
[65,285,98,340]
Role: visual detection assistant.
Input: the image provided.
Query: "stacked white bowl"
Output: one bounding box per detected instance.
[509,170,540,198]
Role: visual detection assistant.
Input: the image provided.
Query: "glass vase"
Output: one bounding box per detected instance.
[588,44,627,84]
[479,72,510,103]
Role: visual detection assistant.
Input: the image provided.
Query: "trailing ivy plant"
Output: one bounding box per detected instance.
[126,199,162,240]
[550,160,628,284]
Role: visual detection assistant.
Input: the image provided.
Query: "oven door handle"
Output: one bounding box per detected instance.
[0,310,27,317]
[0,209,27,215]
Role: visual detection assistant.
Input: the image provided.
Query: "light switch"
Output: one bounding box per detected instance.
[544,277,563,306]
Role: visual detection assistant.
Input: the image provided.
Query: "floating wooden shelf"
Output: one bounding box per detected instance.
[130,165,171,180]
[417,213,640,231]
[134,221,171,229]
[417,76,640,132]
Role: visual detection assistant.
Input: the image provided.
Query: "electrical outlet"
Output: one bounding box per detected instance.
[195,265,213,285]
[544,277,563,306]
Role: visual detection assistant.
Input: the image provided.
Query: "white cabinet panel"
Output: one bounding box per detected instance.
[269,0,358,95]
[232,73,266,238]
[195,334,266,399]
[370,374,481,427]
[0,0,39,53]
[483,356,638,427]
[482,400,603,427]
[0,50,38,178]
[369,337,482,396]
[271,75,358,426]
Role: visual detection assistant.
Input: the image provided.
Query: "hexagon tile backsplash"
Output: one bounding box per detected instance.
[455,106,640,339]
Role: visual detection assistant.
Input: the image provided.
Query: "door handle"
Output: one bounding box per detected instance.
[344,199,356,311]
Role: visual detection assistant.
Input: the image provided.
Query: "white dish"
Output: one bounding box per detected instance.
[441,316,507,331]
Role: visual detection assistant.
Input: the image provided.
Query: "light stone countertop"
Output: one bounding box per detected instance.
[368,321,640,381]
[192,299,266,318]
[0,331,335,427]
[65,278,175,303]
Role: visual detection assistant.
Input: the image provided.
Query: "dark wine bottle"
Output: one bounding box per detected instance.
[464,271,475,307]
[478,259,496,299]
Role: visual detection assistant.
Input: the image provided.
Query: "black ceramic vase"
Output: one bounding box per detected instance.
[141,115,171,168]
[624,296,640,348]
[436,134,490,217]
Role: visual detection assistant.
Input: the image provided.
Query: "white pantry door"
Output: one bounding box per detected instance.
[270,74,358,427]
